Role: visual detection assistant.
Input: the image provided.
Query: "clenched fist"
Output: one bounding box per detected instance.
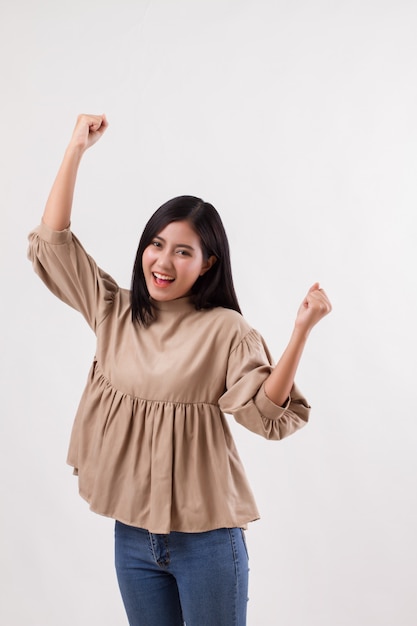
[68,113,109,153]
[294,283,332,335]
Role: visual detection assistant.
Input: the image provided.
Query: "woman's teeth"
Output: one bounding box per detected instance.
[153,272,174,282]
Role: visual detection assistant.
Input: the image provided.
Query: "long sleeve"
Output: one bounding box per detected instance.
[219,328,311,440]
[27,222,118,332]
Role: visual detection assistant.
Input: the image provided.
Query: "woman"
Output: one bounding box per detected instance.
[28,114,332,625]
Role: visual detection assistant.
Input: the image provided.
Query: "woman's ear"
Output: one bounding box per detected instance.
[200,255,217,276]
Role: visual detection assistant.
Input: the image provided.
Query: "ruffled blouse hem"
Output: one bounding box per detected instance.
[75,483,260,534]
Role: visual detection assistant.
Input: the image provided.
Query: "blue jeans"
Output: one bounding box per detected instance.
[114,521,249,625]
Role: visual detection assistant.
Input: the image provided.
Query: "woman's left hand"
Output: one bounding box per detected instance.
[294,283,332,335]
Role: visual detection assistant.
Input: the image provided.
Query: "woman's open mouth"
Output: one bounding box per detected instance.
[152,272,175,287]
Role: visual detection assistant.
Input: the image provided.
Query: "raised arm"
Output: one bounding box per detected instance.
[264,283,332,406]
[42,114,108,231]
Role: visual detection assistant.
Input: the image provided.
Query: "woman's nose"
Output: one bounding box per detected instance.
[157,249,173,268]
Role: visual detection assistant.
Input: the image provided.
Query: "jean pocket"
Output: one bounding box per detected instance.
[240,528,249,560]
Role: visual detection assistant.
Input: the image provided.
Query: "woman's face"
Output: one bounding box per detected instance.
[142,220,215,301]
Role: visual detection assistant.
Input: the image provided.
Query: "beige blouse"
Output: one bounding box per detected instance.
[28,222,311,534]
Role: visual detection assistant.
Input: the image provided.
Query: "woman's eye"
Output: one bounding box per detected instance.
[151,241,161,248]
[177,249,190,256]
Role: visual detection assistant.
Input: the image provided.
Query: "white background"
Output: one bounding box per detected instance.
[1,0,416,624]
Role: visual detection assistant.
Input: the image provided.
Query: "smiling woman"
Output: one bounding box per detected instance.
[130,194,240,326]
[141,220,216,303]
[27,114,332,626]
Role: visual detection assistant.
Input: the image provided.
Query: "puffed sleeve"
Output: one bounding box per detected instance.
[27,222,118,332]
[218,329,311,440]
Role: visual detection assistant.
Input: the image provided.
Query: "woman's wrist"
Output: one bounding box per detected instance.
[64,141,86,162]
[291,323,310,345]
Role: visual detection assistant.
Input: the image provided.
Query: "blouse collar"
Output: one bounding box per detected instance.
[150,296,194,313]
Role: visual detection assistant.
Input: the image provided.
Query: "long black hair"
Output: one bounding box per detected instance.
[131,195,241,325]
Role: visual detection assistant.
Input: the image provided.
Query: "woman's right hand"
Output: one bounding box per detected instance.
[68,113,109,153]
